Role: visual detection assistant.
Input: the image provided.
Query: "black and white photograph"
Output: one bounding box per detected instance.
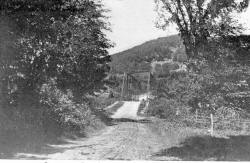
[0,0,250,161]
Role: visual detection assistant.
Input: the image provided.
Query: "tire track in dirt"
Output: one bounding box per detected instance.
[15,119,175,160]
[15,100,177,160]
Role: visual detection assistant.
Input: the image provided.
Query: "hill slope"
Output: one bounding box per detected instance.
[110,35,187,73]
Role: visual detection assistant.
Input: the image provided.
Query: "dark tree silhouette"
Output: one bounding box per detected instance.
[155,0,249,60]
[0,0,113,103]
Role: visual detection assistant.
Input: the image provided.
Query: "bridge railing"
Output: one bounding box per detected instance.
[119,71,152,101]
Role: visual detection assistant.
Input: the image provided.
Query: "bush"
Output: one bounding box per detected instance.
[0,78,103,138]
[146,98,178,119]
[40,79,95,133]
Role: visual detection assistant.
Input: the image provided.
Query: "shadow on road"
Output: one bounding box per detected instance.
[15,142,98,160]
[0,101,149,160]
[0,132,76,159]
[112,118,152,124]
[152,135,250,161]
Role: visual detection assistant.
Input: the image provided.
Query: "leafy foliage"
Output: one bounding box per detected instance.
[150,0,250,117]
[155,0,249,60]
[0,0,112,105]
[40,79,93,132]
[147,98,180,119]
[0,0,112,135]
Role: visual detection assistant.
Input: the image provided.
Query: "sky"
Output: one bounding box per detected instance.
[103,0,250,54]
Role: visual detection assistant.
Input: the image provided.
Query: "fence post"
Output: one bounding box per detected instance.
[242,122,247,134]
[210,113,214,136]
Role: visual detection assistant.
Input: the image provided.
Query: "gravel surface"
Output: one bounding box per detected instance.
[14,100,186,160]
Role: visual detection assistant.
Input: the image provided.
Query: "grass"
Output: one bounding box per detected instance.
[153,134,250,161]
[144,98,250,160]
[147,116,250,161]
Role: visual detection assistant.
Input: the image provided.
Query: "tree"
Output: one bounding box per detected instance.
[0,0,113,104]
[155,0,249,60]
[153,0,250,115]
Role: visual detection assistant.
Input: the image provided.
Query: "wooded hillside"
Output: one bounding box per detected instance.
[110,35,187,73]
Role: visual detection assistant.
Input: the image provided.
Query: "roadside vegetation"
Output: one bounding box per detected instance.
[1,0,250,161]
[146,0,250,160]
[0,0,116,156]
[148,0,250,123]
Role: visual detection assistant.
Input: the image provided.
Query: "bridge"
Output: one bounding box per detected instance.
[119,71,153,101]
[109,69,169,102]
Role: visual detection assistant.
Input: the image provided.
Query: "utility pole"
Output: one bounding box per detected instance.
[195,109,198,124]
[121,72,126,101]
[127,74,130,98]
[147,72,151,101]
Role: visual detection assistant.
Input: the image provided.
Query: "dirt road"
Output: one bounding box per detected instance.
[111,101,142,120]
[15,100,180,160]
[13,99,250,161]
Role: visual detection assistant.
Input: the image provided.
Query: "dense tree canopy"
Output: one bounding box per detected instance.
[0,0,112,104]
[155,0,249,60]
